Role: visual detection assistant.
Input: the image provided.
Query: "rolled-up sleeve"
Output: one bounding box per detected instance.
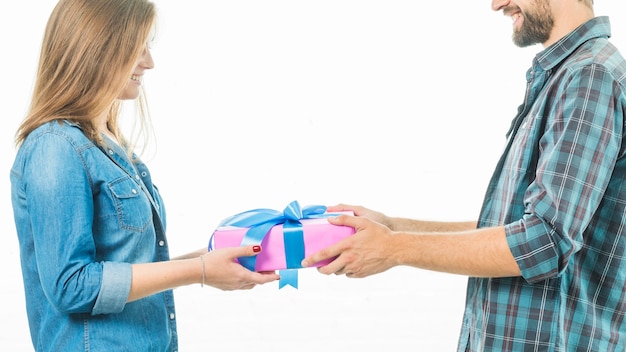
[92,262,132,315]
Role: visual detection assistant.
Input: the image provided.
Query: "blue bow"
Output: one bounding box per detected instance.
[215,200,329,288]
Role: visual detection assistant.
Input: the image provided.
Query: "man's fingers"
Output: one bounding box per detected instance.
[301,244,339,268]
[326,203,352,212]
[327,213,357,227]
[301,215,362,268]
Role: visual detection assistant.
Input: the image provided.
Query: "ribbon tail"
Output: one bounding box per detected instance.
[278,269,298,289]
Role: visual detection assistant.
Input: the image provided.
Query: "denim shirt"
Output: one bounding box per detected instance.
[11,120,178,351]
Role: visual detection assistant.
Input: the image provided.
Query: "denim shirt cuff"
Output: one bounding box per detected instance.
[92,262,132,315]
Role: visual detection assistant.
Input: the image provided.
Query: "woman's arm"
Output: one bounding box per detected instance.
[128,245,280,302]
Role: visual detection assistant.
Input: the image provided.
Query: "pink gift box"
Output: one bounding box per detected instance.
[209,212,354,271]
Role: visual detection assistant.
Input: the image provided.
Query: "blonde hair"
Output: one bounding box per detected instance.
[16,0,156,151]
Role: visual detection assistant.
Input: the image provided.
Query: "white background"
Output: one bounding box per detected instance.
[1,2,624,351]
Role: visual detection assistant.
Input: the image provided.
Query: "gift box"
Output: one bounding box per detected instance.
[209,212,354,272]
[208,201,354,288]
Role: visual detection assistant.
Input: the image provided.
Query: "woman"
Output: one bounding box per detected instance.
[10,0,279,350]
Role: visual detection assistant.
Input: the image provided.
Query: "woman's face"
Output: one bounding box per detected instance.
[119,45,154,100]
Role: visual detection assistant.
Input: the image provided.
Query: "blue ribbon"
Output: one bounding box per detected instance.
[215,200,329,289]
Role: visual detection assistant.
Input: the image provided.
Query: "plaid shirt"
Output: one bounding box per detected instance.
[458,17,626,352]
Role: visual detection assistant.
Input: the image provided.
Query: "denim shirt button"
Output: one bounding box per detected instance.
[158,240,165,247]
[169,313,175,320]
[131,189,138,194]
[141,172,147,177]
[108,149,114,155]
[135,174,141,180]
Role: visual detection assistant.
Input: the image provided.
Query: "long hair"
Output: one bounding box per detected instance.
[15,0,156,151]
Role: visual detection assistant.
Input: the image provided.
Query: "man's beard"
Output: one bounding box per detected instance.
[513,2,554,47]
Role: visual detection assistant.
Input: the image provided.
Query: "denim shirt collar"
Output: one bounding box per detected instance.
[100,133,138,177]
[64,119,164,217]
[63,120,141,186]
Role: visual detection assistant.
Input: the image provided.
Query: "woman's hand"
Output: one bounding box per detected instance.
[201,245,280,291]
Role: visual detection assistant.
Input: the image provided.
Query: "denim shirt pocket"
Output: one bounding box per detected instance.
[108,176,152,232]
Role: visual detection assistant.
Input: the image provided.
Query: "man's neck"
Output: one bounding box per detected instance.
[543,3,594,48]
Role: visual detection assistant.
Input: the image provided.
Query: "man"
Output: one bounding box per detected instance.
[302,0,626,350]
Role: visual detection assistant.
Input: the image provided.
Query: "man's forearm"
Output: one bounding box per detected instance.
[391,226,521,278]
[389,217,477,233]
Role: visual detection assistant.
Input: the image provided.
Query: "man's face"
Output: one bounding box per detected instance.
[495,0,555,47]
[514,0,554,47]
